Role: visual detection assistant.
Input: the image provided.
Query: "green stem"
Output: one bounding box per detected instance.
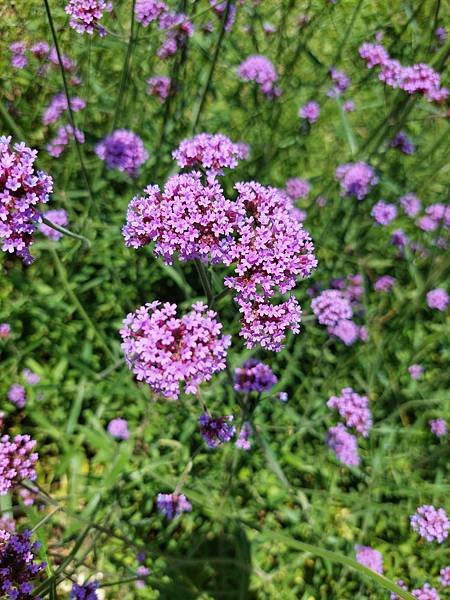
[0,100,26,140]
[194,259,214,307]
[112,0,137,130]
[41,216,91,248]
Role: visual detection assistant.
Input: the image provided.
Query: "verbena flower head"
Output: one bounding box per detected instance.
[39,209,68,241]
[327,387,372,437]
[311,289,352,327]
[10,42,28,69]
[400,194,421,217]
[65,0,112,36]
[390,580,409,600]
[70,581,99,599]
[374,275,396,292]
[42,93,86,126]
[429,418,447,437]
[120,301,230,400]
[234,359,277,393]
[390,131,415,155]
[411,584,441,600]
[411,505,449,543]
[328,319,361,345]
[235,422,252,450]
[327,424,360,466]
[157,11,194,58]
[0,323,11,339]
[285,178,310,200]
[355,545,383,574]
[408,364,423,380]
[156,493,192,519]
[30,41,49,58]
[426,288,449,311]
[299,101,320,123]
[371,200,397,225]
[210,0,237,32]
[22,369,40,385]
[172,133,249,174]
[7,384,26,409]
[0,136,53,264]
[391,228,409,247]
[0,434,38,495]
[359,42,390,68]
[335,162,378,200]
[343,100,355,112]
[327,68,350,97]
[46,125,84,158]
[147,75,171,101]
[95,130,148,176]
[435,27,447,43]
[198,414,235,448]
[135,0,167,26]
[237,55,280,97]
[0,530,46,599]
[107,418,130,440]
[135,566,150,589]
[440,566,450,587]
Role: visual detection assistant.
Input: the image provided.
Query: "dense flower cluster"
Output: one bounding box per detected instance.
[327,388,372,437]
[0,530,46,599]
[10,42,28,69]
[411,505,449,543]
[146,75,171,100]
[198,414,235,448]
[234,359,277,393]
[7,384,26,409]
[0,137,53,264]
[299,101,320,123]
[343,100,355,112]
[440,567,450,587]
[156,493,192,519]
[70,581,99,599]
[0,434,38,495]
[426,288,449,311]
[42,93,86,126]
[400,194,421,217]
[374,275,396,292]
[335,162,378,200]
[429,419,447,437]
[390,131,415,155]
[327,423,359,466]
[157,12,194,58]
[355,545,383,574]
[311,285,365,345]
[0,323,11,339]
[22,369,40,385]
[65,0,112,36]
[411,584,441,600]
[327,68,350,97]
[371,200,397,225]
[95,130,148,176]
[408,364,423,380]
[235,422,252,450]
[107,418,130,440]
[237,55,280,98]
[311,289,352,327]
[285,177,310,200]
[135,0,167,26]
[172,133,249,174]
[46,125,85,158]
[39,209,69,241]
[120,301,230,400]
[417,203,450,232]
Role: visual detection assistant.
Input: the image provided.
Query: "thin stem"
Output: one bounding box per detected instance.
[41,216,91,248]
[0,100,26,140]
[112,0,137,130]
[194,259,214,306]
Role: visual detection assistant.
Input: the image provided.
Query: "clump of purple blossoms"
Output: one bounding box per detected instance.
[426,288,449,311]
[172,133,249,175]
[237,55,280,98]
[39,209,69,241]
[30,41,50,58]
[311,289,352,327]
[22,369,40,385]
[235,422,252,450]
[299,101,320,123]
[371,200,397,225]
[327,68,350,97]
[335,162,378,200]
[48,47,76,72]
[411,505,449,543]
[285,178,310,199]
[440,567,450,587]
[135,566,150,589]
[147,76,171,101]
[10,42,28,69]
[355,545,383,574]
[120,301,230,400]
[408,364,423,380]
[400,194,421,217]
[411,584,441,600]
[70,581,100,599]
[359,42,390,67]
[328,319,362,345]
[418,203,450,232]
[327,388,372,437]
[0,434,38,495]
[429,419,447,438]
[435,27,447,44]
[234,359,277,393]
[0,530,46,599]
[95,130,148,177]
[156,493,192,519]
[210,0,237,32]
[343,100,355,112]
[327,423,360,467]
[46,125,85,158]
[199,414,235,448]
[135,0,167,26]
[42,93,86,126]
[0,323,11,339]
[390,131,415,155]
[157,12,194,58]
[0,137,53,265]
[7,384,26,409]
[65,0,112,36]
[374,275,396,292]
[107,418,130,440]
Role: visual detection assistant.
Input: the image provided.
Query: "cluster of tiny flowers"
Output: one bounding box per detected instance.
[156,493,192,519]
[107,418,130,440]
[48,47,76,73]
[429,419,447,438]
[22,369,40,385]
[299,101,320,123]
[312,285,365,345]
[285,177,310,200]
[411,584,441,600]
[440,567,450,587]
[0,137,53,264]
[235,422,252,450]
[311,289,352,327]
[359,42,448,103]
[417,203,450,232]
[331,274,365,304]
[95,130,148,176]
[237,55,281,98]
[42,93,86,126]
[390,131,415,155]
[7,384,26,409]
[210,0,237,31]
[135,566,150,589]
[335,162,378,200]
[327,68,350,97]
[198,414,235,448]
[120,301,230,400]
[10,42,28,69]
[0,323,11,339]
[135,0,167,26]
[0,434,38,495]
[371,200,397,225]
[234,359,277,393]
[157,12,194,58]
[435,27,447,43]
[411,505,449,543]
[46,125,85,158]
[65,0,112,36]
[146,75,171,100]
[408,364,423,380]
[39,209,68,241]
[400,194,421,217]
[327,388,372,437]
[172,133,249,174]
[0,530,46,599]
[355,545,383,574]
[374,275,396,292]
[327,423,360,466]
[426,288,449,311]
[343,99,355,112]
[70,581,100,599]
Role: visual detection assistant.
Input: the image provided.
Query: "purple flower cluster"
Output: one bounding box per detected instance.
[426,288,449,311]
[65,0,112,36]
[235,422,252,450]
[411,505,449,543]
[7,384,26,409]
[157,12,194,58]
[156,493,192,519]
[299,101,320,123]
[327,68,350,97]
[327,423,360,466]
[390,131,415,155]
[429,419,447,438]
[335,162,378,200]
[440,567,450,587]
[411,584,441,600]
[42,93,86,126]
[147,75,171,101]
[95,129,148,176]
[417,204,450,232]
[408,364,423,380]
[107,418,130,440]
[0,323,11,339]
[10,42,28,69]
[0,137,53,264]
[120,301,230,400]
[135,0,167,26]
[46,125,85,158]
[374,275,396,292]
[285,178,310,200]
[359,42,448,103]
[355,545,383,574]
[400,194,421,217]
[234,359,277,393]
[311,289,352,327]
[371,200,397,225]
[39,209,69,241]
[70,581,99,599]
[327,387,372,437]
[198,414,235,448]
[210,1,237,32]
[172,133,249,174]
[22,369,40,385]
[343,100,355,112]
[0,434,38,495]
[237,55,280,98]
[0,530,46,599]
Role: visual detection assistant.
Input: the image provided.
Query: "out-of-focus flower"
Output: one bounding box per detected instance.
[335,162,378,200]
[135,0,167,26]
[7,384,26,409]
[70,581,100,599]
[429,419,447,438]
[234,359,277,393]
[95,130,148,176]
[327,424,360,466]
[374,275,396,292]
[312,290,352,327]
[285,178,310,200]
[237,55,280,98]
[46,125,84,158]
[199,414,235,448]
[408,364,423,380]
[400,194,421,217]
[39,209,69,241]
[355,545,383,574]
[235,421,252,450]
[107,418,130,440]
[390,131,415,155]
[328,387,372,437]
[440,566,450,587]
[146,75,171,101]
[156,493,192,519]
[299,101,320,123]
[0,324,11,339]
[426,288,449,311]
[343,100,355,112]
[371,200,397,225]
[42,93,86,126]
